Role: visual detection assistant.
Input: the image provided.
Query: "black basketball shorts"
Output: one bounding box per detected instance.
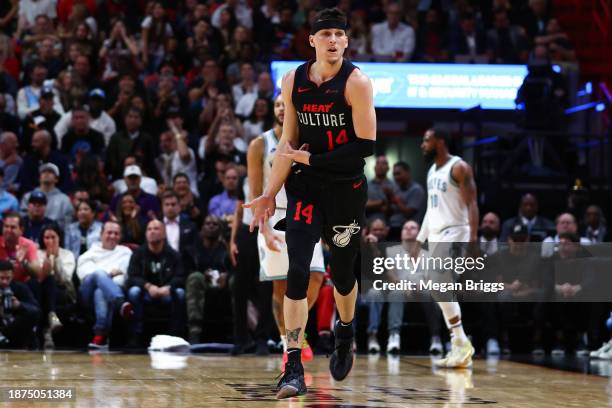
[283,166,367,249]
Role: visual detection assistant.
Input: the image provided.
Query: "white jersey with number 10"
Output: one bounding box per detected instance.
[422,155,469,236]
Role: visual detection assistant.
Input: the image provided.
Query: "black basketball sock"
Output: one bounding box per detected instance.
[336,319,354,339]
[287,348,302,365]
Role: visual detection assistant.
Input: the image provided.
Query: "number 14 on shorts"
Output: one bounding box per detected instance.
[294,201,314,224]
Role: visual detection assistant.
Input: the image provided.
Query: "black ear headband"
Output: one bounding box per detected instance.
[310,19,347,35]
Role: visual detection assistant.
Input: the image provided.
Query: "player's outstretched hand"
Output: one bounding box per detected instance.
[280,143,311,165]
[243,195,276,233]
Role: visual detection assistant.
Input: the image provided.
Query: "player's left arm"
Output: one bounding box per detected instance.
[452,161,479,242]
[303,70,376,167]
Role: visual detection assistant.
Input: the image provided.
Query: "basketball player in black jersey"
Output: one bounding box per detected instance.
[244,7,376,399]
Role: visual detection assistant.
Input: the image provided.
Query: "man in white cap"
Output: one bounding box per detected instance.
[20,163,73,229]
[110,164,160,218]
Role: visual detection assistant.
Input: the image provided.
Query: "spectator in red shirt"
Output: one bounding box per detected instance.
[0,212,41,302]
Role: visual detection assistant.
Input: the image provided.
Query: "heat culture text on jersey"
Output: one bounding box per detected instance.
[296,102,347,128]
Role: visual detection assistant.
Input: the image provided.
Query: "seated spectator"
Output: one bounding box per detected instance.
[0,131,22,191]
[22,191,53,243]
[70,188,91,213]
[370,2,415,62]
[200,116,248,174]
[346,11,370,60]
[36,224,76,349]
[449,11,487,63]
[541,213,590,257]
[366,155,393,222]
[500,193,555,242]
[582,205,607,243]
[109,165,160,218]
[388,162,425,240]
[0,213,41,297]
[141,2,174,74]
[20,163,73,229]
[105,108,157,182]
[155,129,198,196]
[232,63,258,110]
[363,218,402,353]
[73,154,110,206]
[548,233,598,355]
[414,8,449,62]
[521,0,550,39]
[173,173,204,227]
[185,215,230,343]
[0,260,40,349]
[125,220,186,346]
[26,36,63,80]
[20,85,61,153]
[111,156,158,196]
[0,168,18,219]
[534,18,576,62]
[234,72,275,118]
[54,89,116,147]
[384,220,443,354]
[480,212,501,256]
[0,94,19,134]
[208,166,239,222]
[58,105,105,157]
[486,8,529,64]
[76,220,132,349]
[242,97,273,143]
[115,193,146,249]
[16,62,64,120]
[64,200,102,259]
[484,224,548,354]
[17,129,73,195]
[161,191,198,256]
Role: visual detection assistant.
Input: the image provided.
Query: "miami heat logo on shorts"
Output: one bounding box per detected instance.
[332,220,360,247]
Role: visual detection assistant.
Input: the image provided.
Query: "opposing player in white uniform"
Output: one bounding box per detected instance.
[417,128,478,368]
[247,94,325,363]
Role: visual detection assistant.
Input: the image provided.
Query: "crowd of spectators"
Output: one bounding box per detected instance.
[0,0,591,354]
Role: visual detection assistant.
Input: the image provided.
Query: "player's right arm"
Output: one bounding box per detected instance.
[243,70,299,232]
[247,135,282,252]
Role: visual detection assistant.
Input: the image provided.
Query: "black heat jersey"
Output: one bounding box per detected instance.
[291,59,364,179]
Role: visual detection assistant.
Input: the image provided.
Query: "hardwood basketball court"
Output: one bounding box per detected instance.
[0,351,609,407]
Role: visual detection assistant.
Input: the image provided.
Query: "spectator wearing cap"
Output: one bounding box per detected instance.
[22,191,54,243]
[20,163,74,230]
[16,129,73,195]
[57,106,106,157]
[20,85,62,153]
[370,2,415,62]
[155,128,198,197]
[64,200,102,259]
[109,165,160,219]
[111,156,158,196]
[0,168,18,220]
[0,131,22,191]
[0,259,41,349]
[105,108,157,182]
[16,62,64,120]
[54,89,116,146]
